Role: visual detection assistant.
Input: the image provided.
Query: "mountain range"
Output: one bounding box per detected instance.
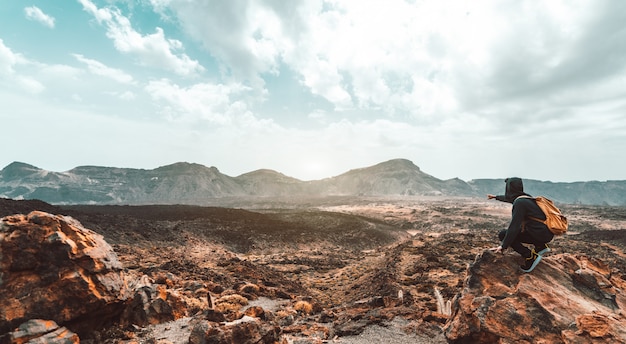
[1,159,624,205]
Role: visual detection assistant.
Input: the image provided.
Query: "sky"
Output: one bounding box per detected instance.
[1,0,625,183]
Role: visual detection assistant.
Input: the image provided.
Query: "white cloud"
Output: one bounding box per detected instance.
[104,90,137,100]
[136,0,626,182]
[151,0,290,87]
[78,0,204,77]
[0,39,24,74]
[39,64,82,81]
[73,54,134,84]
[145,79,255,124]
[300,58,353,110]
[24,6,55,28]
[1,39,138,102]
[119,91,136,100]
[152,0,470,116]
[150,0,626,126]
[0,39,44,93]
[15,76,45,94]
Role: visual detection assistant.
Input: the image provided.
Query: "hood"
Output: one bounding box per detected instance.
[504,177,529,202]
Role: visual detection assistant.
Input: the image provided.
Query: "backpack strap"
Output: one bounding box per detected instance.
[514,195,546,226]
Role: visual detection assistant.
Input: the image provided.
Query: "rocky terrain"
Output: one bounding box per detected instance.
[1,196,626,343]
[2,159,626,205]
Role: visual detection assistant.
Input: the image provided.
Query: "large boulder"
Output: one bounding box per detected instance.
[444,250,626,343]
[0,211,129,336]
[2,319,79,344]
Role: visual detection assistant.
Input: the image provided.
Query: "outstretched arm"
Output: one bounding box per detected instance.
[488,194,510,203]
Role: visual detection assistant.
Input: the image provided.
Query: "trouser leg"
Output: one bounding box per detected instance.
[498,229,532,258]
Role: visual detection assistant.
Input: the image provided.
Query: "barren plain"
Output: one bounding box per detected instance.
[1,196,625,342]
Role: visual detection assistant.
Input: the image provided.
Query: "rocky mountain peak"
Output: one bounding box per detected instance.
[344,158,422,175]
[377,158,421,171]
[237,169,300,181]
[0,162,42,180]
[68,165,127,174]
[154,162,220,174]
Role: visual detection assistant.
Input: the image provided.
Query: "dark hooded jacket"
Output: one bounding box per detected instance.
[495,177,529,203]
[496,178,554,249]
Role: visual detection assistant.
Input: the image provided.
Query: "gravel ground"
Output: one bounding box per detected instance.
[336,318,447,344]
[243,296,290,312]
[139,317,193,343]
[134,307,447,344]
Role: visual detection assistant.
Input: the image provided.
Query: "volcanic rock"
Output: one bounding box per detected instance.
[444,250,626,343]
[120,282,189,327]
[0,211,129,336]
[188,316,281,344]
[2,319,79,344]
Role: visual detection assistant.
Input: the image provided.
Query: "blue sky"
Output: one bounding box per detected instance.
[1,0,625,182]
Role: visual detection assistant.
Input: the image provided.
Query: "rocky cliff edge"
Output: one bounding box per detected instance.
[445,250,626,343]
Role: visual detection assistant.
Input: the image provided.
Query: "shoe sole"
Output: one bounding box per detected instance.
[521,255,542,273]
[536,247,551,256]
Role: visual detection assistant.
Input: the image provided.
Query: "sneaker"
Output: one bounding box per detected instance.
[520,251,542,273]
[535,244,551,256]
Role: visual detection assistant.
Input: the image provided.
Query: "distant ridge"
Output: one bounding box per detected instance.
[1,159,625,205]
[1,162,45,181]
[310,159,474,196]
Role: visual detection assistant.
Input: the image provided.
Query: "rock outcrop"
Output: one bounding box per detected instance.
[444,250,626,343]
[120,280,190,327]
[0,211,129,336]
[2,319,79,344]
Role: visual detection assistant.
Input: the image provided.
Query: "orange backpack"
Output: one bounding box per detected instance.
[525,196,568,235]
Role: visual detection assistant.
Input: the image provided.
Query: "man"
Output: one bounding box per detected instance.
[488,177,553,272]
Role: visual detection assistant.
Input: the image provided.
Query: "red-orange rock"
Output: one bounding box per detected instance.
[244,306,266,320]
[576,312,611,338]
[3,319,79,344]
[0,211,129,336]
[189,316,280,344]
[444,251,626,343]
[120,283,189,327]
